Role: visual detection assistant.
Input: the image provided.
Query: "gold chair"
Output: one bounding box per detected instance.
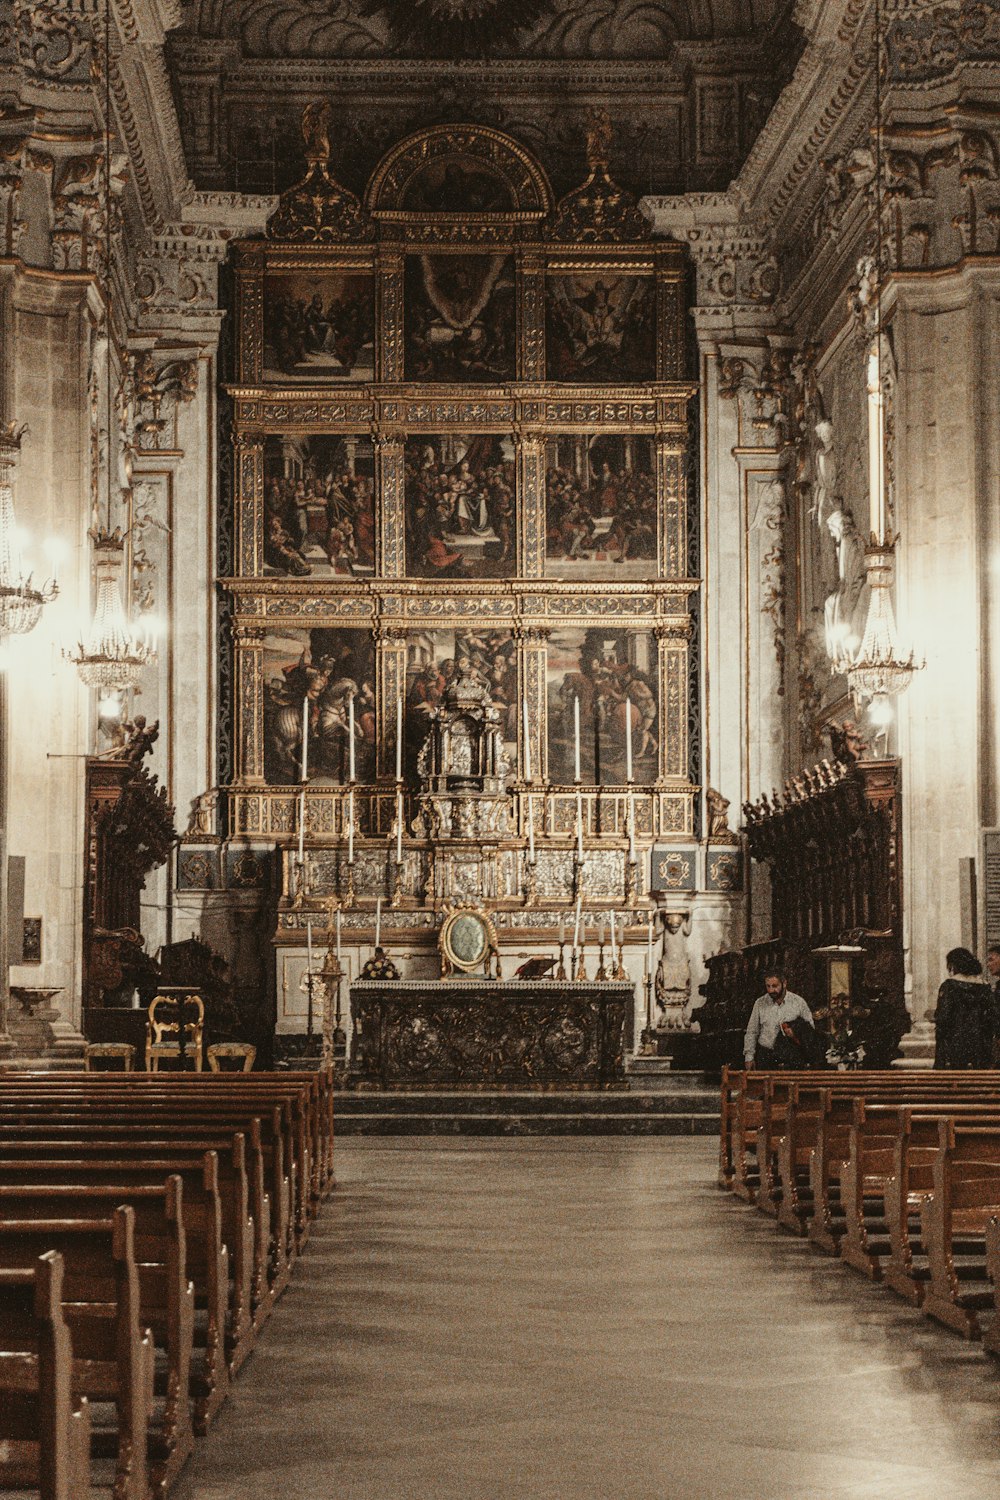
[145,993,205,1072]
[207,1042,256,1074]
[84,1042,136,1072]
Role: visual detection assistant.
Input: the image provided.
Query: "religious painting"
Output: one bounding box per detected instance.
[404,254,516,382]
[263,628,376,786]
[263,435,375,579]
[404,435,516,579]
[399,157,516,213]
[263,272,375,383]
[546,627,659,786]
[545,273,655,383]
[545,435,656,579]
[404,628,517,778]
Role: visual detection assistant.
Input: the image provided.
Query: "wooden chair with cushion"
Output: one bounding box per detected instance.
[207,1042,256,1074]
[145,993,205,1072]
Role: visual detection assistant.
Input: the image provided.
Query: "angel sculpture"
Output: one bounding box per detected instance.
[301,101,332,165]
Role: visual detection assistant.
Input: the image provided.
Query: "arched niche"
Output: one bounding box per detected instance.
[365,125,553,228]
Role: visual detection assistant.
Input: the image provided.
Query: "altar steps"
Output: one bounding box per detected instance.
[333,1075,720,1136]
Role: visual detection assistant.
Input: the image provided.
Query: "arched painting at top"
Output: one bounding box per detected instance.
[546,273,655,383]
[398,155,517,213]
[404,254,516,382]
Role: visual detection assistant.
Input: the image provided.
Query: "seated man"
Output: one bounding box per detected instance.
[743,968,817,1070]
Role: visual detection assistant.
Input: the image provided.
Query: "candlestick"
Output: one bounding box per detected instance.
[348,693,356,782]
[628,791,636,862]
[573,695,581,783]
[625,696,633,783]
[347,789,355,864]
[298,788,306,863]
[375,896,381,950]
[396,790,404,863]
[572,896,581,952]
[522,697,532,782]
[647,912,654,977]
[301,695,310,782]
[335,906,342,961]
[527,795,535,863]
[576,791,584,859]
[306,919,313,971]
[609,909,616,956]
[395,694,403,780]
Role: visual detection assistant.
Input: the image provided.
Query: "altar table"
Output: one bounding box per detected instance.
[349,979,630,1090]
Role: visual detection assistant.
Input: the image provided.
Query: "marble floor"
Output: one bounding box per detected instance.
[172,1139,1000,1500]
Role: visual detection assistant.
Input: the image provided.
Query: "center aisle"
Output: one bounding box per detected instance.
[173,1139,1000,1500]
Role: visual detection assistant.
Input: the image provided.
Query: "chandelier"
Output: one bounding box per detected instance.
[72,0,157,694]
[67,529,156,691]
[0,425,58,638]
[845,542,922,721]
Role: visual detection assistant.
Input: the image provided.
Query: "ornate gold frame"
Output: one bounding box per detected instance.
[438,904,500,978]
[222,120,701,872]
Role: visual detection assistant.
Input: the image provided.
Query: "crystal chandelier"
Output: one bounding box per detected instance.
[67,529,156,691]
[845,542,922,721]
[0,425,58,637]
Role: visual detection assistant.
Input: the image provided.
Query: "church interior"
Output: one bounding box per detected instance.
[2,0,1000,1495]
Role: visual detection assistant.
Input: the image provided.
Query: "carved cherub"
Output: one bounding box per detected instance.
[826,719,869,766]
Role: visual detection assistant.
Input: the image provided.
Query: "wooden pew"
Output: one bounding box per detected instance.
[0,1076,326,1239]
[920,1121,1000,1339]
[0,1205,153,1500]
[0,1178,194,1491]
[0,1122,282,1318]
[0,1252,92,1500]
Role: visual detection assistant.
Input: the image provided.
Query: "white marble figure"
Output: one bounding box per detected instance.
[823,504,867,665]
[655,912,692,1031]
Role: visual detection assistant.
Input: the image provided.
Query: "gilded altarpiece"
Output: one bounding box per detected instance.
[220,119,698,934]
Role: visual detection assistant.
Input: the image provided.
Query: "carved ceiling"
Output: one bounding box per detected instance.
[167,1,801,199]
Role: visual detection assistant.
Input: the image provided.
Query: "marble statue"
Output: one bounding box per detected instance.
[655,912,692,1031]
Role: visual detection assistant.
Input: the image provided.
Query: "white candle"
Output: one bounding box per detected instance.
[347,789,355,863]
[396,790,403,862]
[573,696,581,783]
[335,906,342,961]
[375,896,381,949]
[625,696,633,783]
[576,791,584,858]
[527,796,535,862]
[395,694,403,780]
[599,918,606,947]
[348,693,356,782]
[628,791,636,862]
[298,788,306,862]
[572,896,581,951]
[609,908,616,954]
[522,697,532,782]
[301,696,309,782]
[559,918,565,947]
[647,913,654,975]
[306,919,313,970]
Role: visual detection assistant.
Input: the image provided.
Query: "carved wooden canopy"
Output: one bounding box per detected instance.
[266,116,649,245]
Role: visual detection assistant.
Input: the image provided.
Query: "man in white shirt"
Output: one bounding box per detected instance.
[743,970,816,1070]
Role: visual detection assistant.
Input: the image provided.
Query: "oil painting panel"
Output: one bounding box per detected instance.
[404,435,516,580]
[264,435,375,579]
[545,434,656,579]
[404,628,517,779]
[263,627,376,786]
[545,273,655,383]
[546,626,659,786]
[263,272,375,383]
[404,254,516,382]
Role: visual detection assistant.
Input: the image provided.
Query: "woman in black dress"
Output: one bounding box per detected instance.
[933,947,995,1068]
